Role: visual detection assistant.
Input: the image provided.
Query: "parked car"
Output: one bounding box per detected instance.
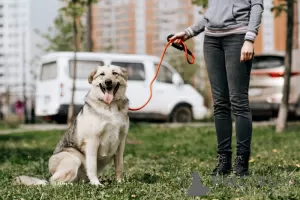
[249,54,300,119]
[35,52,208,123]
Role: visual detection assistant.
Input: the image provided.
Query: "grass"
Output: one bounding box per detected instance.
[0,118,21,130]
[0,123,299,200]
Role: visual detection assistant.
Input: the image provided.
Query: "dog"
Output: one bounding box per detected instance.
[14,65,130,186]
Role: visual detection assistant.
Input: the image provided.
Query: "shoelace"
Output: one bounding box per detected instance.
[216,154,227,169]
[234,156,244,172]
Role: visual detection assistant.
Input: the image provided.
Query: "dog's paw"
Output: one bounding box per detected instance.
[90,180,104,187]
[116,178,122,184]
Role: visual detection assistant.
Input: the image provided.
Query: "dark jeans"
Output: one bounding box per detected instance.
[203,34,252,154]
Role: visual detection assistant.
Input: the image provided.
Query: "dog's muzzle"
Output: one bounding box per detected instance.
[99,82,120,95]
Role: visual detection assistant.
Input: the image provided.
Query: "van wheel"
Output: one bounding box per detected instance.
[54,115,67,124]
[170,105,193,123]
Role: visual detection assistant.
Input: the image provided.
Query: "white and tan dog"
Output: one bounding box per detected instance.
[14,65,130,186]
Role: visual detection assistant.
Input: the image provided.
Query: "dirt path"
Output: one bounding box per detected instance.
[0,121,299,135]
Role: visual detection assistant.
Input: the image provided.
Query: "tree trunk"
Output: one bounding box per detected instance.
[276,0,294,133]
[87,4,94,52]
[67,16,81,126]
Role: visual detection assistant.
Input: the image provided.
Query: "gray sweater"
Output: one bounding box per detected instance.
[185,0,264,42]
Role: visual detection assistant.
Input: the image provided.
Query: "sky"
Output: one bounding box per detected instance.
[29,0,61,64]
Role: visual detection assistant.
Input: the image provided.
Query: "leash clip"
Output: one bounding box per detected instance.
[167,34,193,56]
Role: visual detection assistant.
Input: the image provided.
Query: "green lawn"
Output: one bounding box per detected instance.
[0,123,299,200]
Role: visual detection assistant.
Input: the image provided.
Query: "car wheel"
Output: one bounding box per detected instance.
[170,105,193,123]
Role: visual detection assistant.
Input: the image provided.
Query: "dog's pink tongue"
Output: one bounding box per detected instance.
[103,90,114,104]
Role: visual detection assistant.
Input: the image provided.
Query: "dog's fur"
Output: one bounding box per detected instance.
[14,65,130,186]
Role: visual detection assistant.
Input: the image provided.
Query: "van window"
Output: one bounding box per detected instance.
[252,55,284,69]
[40,62,57,80]
[154,64,173,84]
[69,60,104,78]
[111,62,145,81]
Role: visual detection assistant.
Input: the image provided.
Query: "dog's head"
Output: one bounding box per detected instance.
[88,65,128,104]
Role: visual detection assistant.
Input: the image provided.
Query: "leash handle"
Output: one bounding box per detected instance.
[167,34,194,60]
[128,36,195,111]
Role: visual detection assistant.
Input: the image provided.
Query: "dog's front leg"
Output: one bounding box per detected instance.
[114,138,126,183]
[85,139,102,186]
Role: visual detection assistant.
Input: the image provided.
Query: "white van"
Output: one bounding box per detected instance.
[35,52,207,123]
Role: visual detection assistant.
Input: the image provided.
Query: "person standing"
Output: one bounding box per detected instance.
[15,99,24,122]
[171,0,264,176]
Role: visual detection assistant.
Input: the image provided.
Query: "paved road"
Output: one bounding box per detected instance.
[0,120,299,135]
[0,124,67,135]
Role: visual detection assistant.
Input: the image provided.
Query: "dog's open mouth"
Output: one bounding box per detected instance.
[99,83,120,104]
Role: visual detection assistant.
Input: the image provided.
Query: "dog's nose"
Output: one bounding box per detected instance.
[105,79,112,86]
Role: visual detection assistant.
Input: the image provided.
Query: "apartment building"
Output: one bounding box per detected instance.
[254,0,299,54]
[93,0,195,56]
[0,0,32,101]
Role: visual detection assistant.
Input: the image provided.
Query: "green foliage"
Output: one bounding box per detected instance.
[60,0,98,18]
[168,40,199,85]
[35,14,74,52]
[36,0,98,52]
[271,0,296,17]
[191,0,208,8]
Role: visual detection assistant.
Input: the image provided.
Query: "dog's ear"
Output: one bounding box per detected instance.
[88,69,97,84]
[120,67,128,80]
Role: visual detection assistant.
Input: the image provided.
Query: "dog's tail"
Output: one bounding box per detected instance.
[13,175,48,186]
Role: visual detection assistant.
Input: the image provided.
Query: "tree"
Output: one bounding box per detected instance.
[272,0,295,133]
[191,0,208,9]
[190,0,213,109]
[168,39,199,86]
[60,0,98,126]
[86,3,94,52]
[35,14,74,52]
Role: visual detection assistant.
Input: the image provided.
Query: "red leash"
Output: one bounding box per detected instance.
[128,38,195,111]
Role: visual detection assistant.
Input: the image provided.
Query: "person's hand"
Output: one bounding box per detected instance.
[169,32,189,45]
[240,40,254,62]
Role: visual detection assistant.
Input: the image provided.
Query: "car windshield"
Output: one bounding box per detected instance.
[252,56,284,69]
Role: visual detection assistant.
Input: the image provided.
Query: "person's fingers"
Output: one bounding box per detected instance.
[170,36,177,41]
[249,52,254,60]
[246,51,253,60]
[240,50,244,62]
[174,39,181,45]
[245,52,250,61]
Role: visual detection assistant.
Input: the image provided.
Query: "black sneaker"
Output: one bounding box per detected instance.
[210,152,232,176]
[233,152,250,176]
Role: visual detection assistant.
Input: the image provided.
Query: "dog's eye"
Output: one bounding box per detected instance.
[112,72,119,75]
[100,73,105,76]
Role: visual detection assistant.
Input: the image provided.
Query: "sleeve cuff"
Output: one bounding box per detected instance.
[184,27,194,39]
[245,31,257,42]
